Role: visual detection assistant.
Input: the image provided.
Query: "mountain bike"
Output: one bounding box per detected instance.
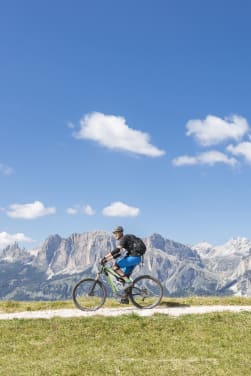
[72,262,163,311]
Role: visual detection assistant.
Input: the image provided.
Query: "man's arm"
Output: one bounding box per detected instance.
[100,245,122,264]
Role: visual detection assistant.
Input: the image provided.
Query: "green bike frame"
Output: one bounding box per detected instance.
[102,265,124,294]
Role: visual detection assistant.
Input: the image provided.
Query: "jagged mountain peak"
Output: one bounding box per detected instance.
[0,242,32,263]
[147,233,166,249]
[224,236,251,248]
[3,241,20,251]
[42,234,62,245]
[192,237,251,259]
[192,242,213,257]
[214,237,251,257]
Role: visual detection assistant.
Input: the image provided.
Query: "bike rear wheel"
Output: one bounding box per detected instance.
[129,275,163,309]
[73,278,106,311]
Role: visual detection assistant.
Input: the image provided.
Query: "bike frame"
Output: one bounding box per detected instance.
[97,264,125,295]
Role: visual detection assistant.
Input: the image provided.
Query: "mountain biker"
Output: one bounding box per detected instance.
[100,226,146,304]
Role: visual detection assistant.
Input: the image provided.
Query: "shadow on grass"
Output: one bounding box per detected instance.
[159,300,190,308]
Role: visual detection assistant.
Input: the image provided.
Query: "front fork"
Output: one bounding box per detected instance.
[88,272,102,296]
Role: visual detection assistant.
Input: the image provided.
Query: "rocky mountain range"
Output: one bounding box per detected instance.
[0,231,251,300]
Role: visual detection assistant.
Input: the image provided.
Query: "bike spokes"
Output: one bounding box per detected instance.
[73,278,106,311]
[129,275,163,309]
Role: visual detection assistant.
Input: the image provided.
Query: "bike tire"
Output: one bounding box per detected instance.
[72,278,106,311]
[129,275,163,309]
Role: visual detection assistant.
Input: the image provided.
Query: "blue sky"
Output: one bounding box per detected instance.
[1,0,251,249]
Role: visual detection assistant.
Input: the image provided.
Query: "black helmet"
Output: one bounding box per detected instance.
[112,226,124,233]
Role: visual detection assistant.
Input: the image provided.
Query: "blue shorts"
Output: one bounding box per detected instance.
[116,255,141,276]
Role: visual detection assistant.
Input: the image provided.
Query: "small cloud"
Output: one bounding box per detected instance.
[0,163,14,176]
[172,150,237,167]
[66,204,96,215]
[83,205,95,215]
[227,142,251,164]
[102,201,140,217]
[67,122,75,129]
[66,207,78,215]
[73,112,165,157]
[7,201,56,219]
[0,231,34,250]
[186,114,249,146]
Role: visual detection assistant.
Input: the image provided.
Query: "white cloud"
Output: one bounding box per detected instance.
[0,232,34,250]
[74,112,165,157]
[227,142,251,164]
[172,151,237,167]
[7,201,56,219]
[0,163,14,176]
[66,204,96,215]
[66,207,78,215]
[83,205,95,215]
[186,115,249,146]
[102,201,140,217]
[67,122,75,129]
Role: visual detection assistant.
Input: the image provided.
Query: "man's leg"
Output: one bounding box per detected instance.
[117,256,142,292]
[112,263,130,281]
[114,256,140,303]
[112,262,130,304]
[117,256,141,278]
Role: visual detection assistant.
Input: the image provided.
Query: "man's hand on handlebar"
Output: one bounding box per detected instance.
[100,257,107,265]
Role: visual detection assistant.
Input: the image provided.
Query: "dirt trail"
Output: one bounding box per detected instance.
[0,305,251,320]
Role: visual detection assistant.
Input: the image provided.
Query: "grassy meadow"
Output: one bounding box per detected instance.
[0,297,251,375]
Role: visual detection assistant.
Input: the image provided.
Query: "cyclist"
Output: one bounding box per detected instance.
[100,226,146,304]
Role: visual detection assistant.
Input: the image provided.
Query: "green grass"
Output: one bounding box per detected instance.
[0,296,251,313]
[0,300,75,313]
[0,312,251,375]
[160,295,251,306]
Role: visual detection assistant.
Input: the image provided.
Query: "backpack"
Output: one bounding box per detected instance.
[126,235,146,256]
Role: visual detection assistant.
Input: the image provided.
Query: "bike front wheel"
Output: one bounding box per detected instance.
[129,275,163,309]
[72,278,106,311]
